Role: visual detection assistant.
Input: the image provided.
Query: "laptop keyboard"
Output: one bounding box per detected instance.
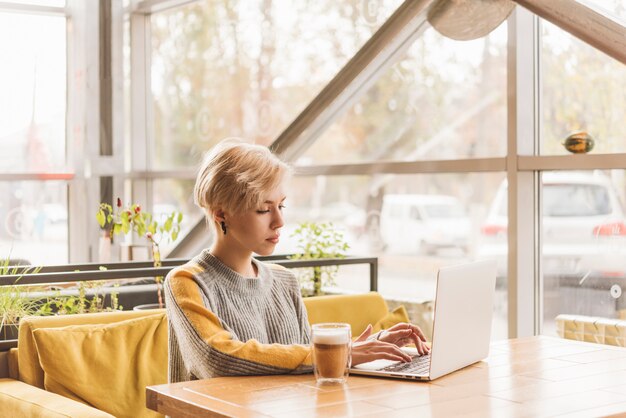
[381,353,431,374]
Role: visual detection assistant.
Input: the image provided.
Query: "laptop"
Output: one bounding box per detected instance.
[350,259,497,381]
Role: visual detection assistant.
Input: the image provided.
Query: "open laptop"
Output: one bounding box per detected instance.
[350,259,497,381]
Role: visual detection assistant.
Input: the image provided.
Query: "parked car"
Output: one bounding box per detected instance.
[380,194,471,255]
[479,171,626,279]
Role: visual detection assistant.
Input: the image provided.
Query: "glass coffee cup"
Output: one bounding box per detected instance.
[311,323,351,384]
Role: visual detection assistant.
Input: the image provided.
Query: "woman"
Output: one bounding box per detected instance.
[165,139,429,382]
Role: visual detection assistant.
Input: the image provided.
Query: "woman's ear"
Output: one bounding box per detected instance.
[213,209,226,223]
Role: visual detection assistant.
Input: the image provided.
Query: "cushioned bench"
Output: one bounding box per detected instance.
[0,291,408,418]
[555,314,626,346]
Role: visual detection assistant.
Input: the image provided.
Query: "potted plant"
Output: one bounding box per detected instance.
[0,258,42,340]
[289,221,349,296]
[0,286,38,340]
[37,280,123,316]
[97,198,183,308]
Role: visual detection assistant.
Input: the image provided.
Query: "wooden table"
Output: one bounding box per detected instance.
[146,336,626,417]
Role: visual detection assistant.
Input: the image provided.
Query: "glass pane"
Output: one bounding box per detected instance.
[278,172,507,340]
[541,18,626,155]
[579,0,626,22]
[541,170,626,338]
[298,23,508,165]
[0,12,66,172]
[151,179,205,255]
[0,181,68,266]
[150,0,401,169]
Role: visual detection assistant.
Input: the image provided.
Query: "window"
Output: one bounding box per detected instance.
[0,181,68,265]
[278,172,508,339]
[0,5,68,264]
[0,12,66,172]
[539,1,626,336]
[541,170,626,335]
[152,179,204,254]
[541,15,626,155]
[149,0,401,169]
[299,23,508,164]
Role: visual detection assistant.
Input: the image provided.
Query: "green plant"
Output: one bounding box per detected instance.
[97,198,183,307]
[37,282,122,316]
[289,221,349,296]
[0,258,43,338]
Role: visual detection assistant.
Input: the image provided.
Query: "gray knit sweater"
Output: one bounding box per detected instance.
[164,250,313,382]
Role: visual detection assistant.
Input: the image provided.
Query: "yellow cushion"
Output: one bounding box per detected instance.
[32,313,167,418]
[303,292,389,335]
[0,378,114,418]
[18,309,165,389]
[372,305,410,333]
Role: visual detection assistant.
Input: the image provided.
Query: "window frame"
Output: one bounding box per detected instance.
[4,0,624,338]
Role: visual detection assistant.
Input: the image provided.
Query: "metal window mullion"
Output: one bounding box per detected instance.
[293,158,506,176]
[507,7,539,338]
[0,2,66,15]
[111,0,125,206]
[130,11,152,234]
[67,0,101,263]
[519,154,626,171]
[534,15,543,337]
[93,157,509,180]
[133,0,200,15]
[507,7,539,337]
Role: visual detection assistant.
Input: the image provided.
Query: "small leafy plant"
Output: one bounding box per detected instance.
[97,198,183,307]
[289,222,349,296]
[0,258,42,338]
[37,281,122,315]
[97,198,183,245]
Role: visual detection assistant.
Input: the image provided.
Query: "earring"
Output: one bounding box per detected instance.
[220,221,227,235]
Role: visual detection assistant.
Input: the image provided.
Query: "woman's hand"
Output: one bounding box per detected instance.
[351,325,414,366]
[377,322,430,356]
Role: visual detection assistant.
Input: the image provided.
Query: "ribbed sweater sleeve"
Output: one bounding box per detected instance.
[165,252,313,382]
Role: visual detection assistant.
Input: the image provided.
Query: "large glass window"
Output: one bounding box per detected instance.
[0,7,68,266]
[582,0,626,21]
[541,13,626,155]
[149,0,401,170]
[278,172,508,340]
[542,170,626,335]
[151,179,204,255]
[299,23,508,165]
[0,181,68,265]
[0,11,66,172]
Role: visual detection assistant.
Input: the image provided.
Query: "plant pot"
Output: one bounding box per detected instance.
[133,303,164,311]
[0,323,19,341]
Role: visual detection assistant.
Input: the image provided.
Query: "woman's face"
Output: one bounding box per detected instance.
[225,186,286,256]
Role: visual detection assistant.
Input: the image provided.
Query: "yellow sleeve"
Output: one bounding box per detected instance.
[167,267,312,375]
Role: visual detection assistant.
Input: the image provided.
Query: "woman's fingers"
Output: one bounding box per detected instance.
[355,324,373,342]
[385,322,428,343]
[369,352,409,363]
[351,340,413,365]
[380,328,412,343]
[412,325,428,342]
[382,328,430,356]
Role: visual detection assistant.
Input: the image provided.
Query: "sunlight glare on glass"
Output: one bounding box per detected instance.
[576,0,626,23]
[0,12,66,168]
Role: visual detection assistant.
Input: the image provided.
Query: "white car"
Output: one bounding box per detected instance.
[479,171,626,279]
[380,194,471,255]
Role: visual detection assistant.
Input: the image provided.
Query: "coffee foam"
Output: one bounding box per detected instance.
[313,329,350,345]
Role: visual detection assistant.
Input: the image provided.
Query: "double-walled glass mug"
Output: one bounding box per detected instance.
[311,323,351,384]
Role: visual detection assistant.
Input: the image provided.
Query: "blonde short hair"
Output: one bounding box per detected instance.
[194,139,290,218]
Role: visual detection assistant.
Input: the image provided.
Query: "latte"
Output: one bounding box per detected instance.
[311,324,351,383]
